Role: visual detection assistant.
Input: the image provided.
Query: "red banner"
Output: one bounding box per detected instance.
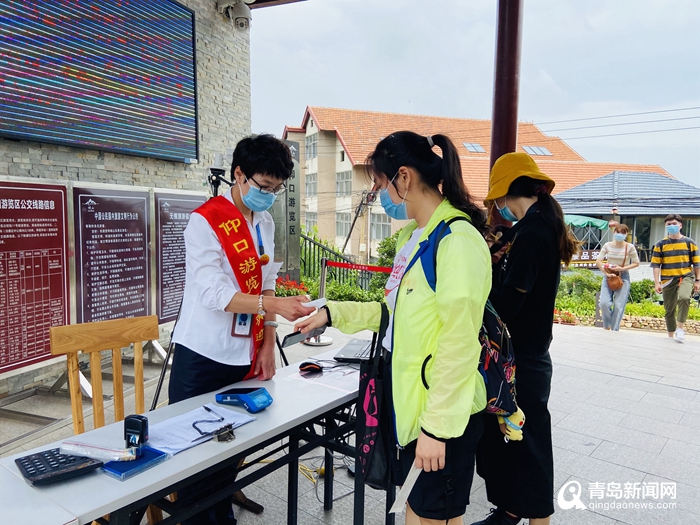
[325,261,392,274]
[195,197,264,380]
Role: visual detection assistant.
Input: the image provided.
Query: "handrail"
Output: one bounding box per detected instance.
[300,233,371,288]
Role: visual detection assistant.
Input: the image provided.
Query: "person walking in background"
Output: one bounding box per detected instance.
[651,214,700,343]
[473,153,579,525]
[596,223,640,331]
[296,131,491,525]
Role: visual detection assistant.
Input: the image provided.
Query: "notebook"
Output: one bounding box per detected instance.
[333,339,373,364]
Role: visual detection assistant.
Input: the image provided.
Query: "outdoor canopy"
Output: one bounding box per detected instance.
[564,214,609,230]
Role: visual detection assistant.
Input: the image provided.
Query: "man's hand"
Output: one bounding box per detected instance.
[271,296,315,322]
[414,431,445,472]
[294,308,329,334]
[694,280,700,294]
[254,345,276,380]
[655,282,662,294]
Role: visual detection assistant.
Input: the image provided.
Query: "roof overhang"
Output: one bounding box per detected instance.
[249,0,306,9]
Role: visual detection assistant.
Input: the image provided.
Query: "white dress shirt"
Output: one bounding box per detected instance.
[172,188,279,365]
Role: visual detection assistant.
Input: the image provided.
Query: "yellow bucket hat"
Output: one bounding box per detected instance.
[484,152,555,205]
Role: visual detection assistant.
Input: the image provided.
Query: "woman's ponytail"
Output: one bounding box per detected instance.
[431,134,487,234]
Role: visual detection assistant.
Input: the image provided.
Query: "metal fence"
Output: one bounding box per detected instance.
[300,233,371,288]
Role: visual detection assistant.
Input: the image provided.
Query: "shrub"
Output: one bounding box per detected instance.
[303,278,383,303]
[628,279,656,303]
[555,294,596,317]
[625,301,700,320]
[557,268,602,299]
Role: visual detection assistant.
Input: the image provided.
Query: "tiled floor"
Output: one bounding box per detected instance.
[3,321,699,524]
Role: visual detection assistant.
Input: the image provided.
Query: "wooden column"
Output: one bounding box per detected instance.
[489,0,523,226]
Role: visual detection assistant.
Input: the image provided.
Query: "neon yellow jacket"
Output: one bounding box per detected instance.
[327,200,490,446]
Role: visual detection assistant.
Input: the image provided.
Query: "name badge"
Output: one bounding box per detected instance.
[232,313,252,337]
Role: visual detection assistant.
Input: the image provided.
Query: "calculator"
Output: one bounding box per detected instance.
[15,448,103,485]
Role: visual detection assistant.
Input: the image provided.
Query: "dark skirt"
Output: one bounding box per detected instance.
[476,350,554,518]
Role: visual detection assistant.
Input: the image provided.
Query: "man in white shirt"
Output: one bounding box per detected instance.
[169,134,314,525]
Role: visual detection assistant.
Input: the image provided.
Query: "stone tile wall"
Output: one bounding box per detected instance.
[0,0,251,398]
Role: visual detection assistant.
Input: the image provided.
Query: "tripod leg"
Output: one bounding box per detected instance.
[276,334,289,367]
[150,342,175,411]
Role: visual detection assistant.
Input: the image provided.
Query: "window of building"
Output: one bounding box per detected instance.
[522,145,553,156]
[305,212,317,232]
[462,142,485,153]
[306,173,317,197]
[305,133,318,159]
[336,171,353,196]
[340,150,345,162]
[371,213,392,241]
[336,213,351,238]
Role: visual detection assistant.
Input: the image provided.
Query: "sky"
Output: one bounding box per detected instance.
[250,0,700,188]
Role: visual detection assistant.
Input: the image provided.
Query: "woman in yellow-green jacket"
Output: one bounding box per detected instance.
[296,131,491,525]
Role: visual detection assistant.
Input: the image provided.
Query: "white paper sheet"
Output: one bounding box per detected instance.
[147,403,255,455]
[287,367,359,394]
[301,298,326,308]
[389,464,422,514]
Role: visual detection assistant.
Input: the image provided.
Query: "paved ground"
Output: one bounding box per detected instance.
[2,321,699,525]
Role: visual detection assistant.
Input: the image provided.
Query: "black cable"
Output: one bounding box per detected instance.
[541,115,700,133]
[536,105,700,125]
[561,125,700,140]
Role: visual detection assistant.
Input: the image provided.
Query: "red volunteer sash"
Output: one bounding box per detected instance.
[194,196,264,380]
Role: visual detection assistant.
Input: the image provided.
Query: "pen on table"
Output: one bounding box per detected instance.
[203,405,224,419]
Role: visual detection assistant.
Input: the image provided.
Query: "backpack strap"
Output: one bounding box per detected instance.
[427,217,470,292]
[403,216,471,292]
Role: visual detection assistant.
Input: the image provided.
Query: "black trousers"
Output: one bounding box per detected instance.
[168,344,252,525]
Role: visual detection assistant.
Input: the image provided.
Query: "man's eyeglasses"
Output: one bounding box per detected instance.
[246,175,287,196]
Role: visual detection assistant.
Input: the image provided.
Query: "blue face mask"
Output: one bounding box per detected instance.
[379,172,408,220]
[613,233,626,242]
[495,197,518,222]
[666,224,681,236]
[240,182,277,212]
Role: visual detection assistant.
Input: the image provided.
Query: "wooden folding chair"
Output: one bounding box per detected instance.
[50,315,163,524]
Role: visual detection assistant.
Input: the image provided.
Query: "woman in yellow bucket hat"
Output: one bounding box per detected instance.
[472,153,579,525]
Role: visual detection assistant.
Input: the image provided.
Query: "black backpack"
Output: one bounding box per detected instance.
[421,217,518,416]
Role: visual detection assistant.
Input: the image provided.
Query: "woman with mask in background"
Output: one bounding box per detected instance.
[169,134,314,525]
[296,131,491,525]
[473,153,579,525]
[596,223,640,331]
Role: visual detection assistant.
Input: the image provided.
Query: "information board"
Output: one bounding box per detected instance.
[74,188,151,323]
[155,193,206,323]
[270,140,300,282]
[570,249,602,269]
[0,183,69,373]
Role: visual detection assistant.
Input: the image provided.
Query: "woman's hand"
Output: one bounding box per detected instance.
[270,296,315,322]
[254,344,276,380]
[294,308,329,334]
[414,431,445,472]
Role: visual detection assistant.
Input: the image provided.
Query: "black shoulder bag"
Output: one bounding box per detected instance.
[356,302,392,490]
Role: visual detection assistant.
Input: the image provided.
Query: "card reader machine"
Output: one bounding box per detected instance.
[215,387,273,413]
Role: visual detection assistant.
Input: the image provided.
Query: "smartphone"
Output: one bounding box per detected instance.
[281,326,326,348]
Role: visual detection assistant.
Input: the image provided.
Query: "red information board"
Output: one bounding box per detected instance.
[0,182,69,373]
[74,188,151,323]
[155,193,206,323]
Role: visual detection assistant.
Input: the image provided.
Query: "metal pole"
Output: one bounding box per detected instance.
[489,0,523,227]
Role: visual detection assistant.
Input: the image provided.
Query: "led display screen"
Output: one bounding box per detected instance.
[0,0,198,163]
